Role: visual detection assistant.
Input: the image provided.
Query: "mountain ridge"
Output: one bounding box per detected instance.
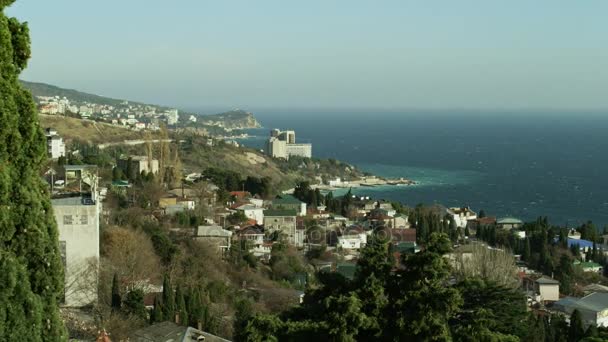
[20,79,261,129]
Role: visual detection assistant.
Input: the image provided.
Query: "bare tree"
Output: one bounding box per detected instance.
[100,227,162,293]
[451,243,520,288]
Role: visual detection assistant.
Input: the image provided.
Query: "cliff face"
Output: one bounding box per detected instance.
[198,109,262,129]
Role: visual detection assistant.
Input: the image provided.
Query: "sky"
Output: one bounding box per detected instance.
[6,0,608,111]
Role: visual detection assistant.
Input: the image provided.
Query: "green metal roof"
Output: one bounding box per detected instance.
[112,180,130,187]
[273,195,304,205]
[264,209,297,217]
[394,242,419,254]
[575,261,602,269]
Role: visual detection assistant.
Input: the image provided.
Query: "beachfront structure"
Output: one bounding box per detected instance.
[266,129,312,159]
[45,128,66,160]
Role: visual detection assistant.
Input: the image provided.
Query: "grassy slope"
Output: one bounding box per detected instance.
[39,114,148,144]
[180,141,301,190]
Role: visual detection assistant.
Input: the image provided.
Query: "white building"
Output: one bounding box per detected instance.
[266,129,312,159]
[165,109,179,125]
[447,207,477,228]
[52,166,100,308]
[535,276,560,302]
[236,204,265,225]
[45,128,66,160]
[194,225,232,253]
[337,227,368,250]
[52,196,100,307]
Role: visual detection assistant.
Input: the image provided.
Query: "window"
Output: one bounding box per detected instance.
[63,215,73,225]
[80,215,88,225]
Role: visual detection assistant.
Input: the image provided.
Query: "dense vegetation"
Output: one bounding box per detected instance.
[0,1,66,339]
[239,233,529,341]
[476,216,608,296]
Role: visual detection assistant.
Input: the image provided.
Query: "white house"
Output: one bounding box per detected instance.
[236,204,265,225]
[337,227,368,250]
[535,276,560,302]
[194,225,232,253]
[447,207,477,228]
[45,128,66,160]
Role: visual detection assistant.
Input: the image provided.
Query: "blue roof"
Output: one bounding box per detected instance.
[567,238,594,249]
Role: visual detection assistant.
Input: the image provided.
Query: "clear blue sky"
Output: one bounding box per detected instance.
[6,0,608,111]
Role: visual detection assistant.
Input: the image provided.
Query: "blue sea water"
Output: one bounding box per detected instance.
[231,109,608,228]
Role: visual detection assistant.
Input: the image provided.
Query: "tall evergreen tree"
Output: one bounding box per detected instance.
[0,2,66,339]
[111,273,121,310]
[123,288,147,320]
[569,309,584,342]
[161,274,175,321]
[150,296,163,324]
[175,285,188,325]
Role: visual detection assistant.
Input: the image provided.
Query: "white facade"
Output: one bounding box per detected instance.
[338,233,367,250]
[165,109,179,125]
[447,207,477,228]
[46,129,66,160]
[52,196,100,307]
[286,144,312,158]
[236,205,265,225]
[266,129,312,159]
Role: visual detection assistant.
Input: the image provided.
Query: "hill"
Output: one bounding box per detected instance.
[22,80,261,131]
[198,109,261,129]
[21,80,154,108]
[39,114,148,144]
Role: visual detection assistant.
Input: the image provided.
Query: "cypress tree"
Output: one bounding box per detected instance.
[111,273,121,310]
[523,238,531,261]
[568,309,584,342]
[150,296,163,324]
[175,284,188,325]
[0,1,66,339]
[161,274,175,321]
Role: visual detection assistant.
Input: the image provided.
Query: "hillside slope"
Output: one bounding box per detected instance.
[39,114,148,144]
[21,80,154,107]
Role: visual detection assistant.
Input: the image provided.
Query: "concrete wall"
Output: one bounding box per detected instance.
[52,198,100,307]
[539,284,560,302]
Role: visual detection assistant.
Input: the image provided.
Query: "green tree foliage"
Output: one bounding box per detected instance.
[175,285,188,325]
[385,233,462,341]
[203,167,242,192]
[0,2,66,339]
[451,278,527,340]
[162,274,175,322]
[150,296,163,324]
[244,233,508,341]
[569,309,585,342]
[123,288,147,320]
[244,176,273,198]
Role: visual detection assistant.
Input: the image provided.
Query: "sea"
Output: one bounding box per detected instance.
[215,109,608,228]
